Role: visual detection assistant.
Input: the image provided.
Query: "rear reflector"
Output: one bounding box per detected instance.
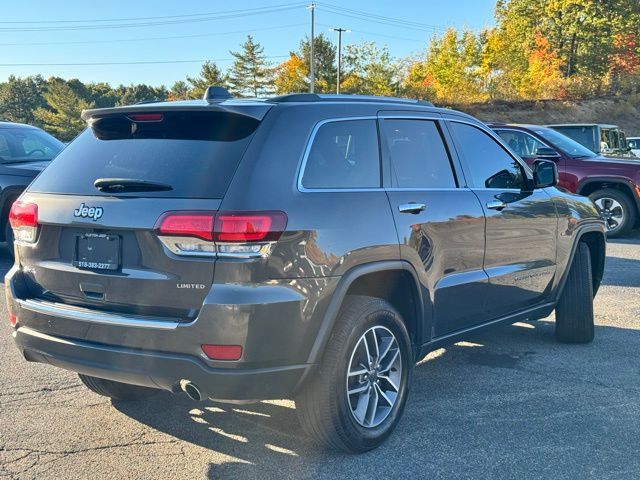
[8,313,17,327]
[9,201,38,243]
[201,344,242,361]
[156,212,215,241]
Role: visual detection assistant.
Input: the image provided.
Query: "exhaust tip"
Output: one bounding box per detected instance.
[180,380,202,401]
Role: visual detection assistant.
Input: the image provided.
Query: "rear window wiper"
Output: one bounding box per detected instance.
[94,178,173,192]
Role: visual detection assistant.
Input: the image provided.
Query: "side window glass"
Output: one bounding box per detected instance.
[496,130,546,158]
[449,122,526,190]
[381,119,456,189]
[301,119,380,189]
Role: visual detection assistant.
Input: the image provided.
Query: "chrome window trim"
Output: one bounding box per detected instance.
[296,116,382,193]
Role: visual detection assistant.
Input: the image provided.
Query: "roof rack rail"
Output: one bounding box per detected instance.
[269,93,434,107]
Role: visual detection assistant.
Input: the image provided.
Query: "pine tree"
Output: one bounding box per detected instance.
[187,61,227,98]
[228,35,272,97]
[0,75,46,125]
[168,81,191,101]
[34,77,94,141]
[299,34,337,93]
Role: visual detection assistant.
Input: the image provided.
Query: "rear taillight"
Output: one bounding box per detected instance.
[9,201,38,244]
[154,211,287,258]
[8,313,17,327]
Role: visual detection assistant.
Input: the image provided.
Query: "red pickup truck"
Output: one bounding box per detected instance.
[490,123,640,237]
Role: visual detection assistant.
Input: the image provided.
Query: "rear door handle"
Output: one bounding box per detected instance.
[398,203,427,214]
[486,200,507,211]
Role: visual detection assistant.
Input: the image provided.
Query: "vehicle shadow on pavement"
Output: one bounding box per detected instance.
[112,319,640,479]
[601,256,640,287]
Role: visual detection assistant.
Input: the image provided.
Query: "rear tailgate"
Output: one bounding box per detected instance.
[15,107,264,323]
[17,194,219,321]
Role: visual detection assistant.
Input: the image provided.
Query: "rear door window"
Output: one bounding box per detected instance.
[28,111,259,199]
[380,119,456,189]
[301,119,380,189]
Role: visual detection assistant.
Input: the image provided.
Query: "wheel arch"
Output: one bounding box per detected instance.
[306,261,426,367]
[0,186,25,242]
[555,224,606,301]
[577,178,640,218]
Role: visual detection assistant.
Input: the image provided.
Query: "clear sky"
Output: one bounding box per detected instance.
[0,0,497,87]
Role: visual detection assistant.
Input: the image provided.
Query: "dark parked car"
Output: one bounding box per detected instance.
[0,121,64,253]
[546,123,632,157]
[492,123,640,237]
[7,91,606,453]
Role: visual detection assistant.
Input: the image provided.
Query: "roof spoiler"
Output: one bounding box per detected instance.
[81,102,269,122]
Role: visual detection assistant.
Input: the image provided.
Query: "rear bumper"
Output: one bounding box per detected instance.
[14,326,310,400]
[5,264,337,400]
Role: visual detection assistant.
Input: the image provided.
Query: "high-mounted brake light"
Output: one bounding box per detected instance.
[9,201,38,243]
[128,113,164,122]
[154,211,287,258]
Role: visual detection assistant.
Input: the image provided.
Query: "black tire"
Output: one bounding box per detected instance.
[555,242,594,343]
[4,219,14,260]
[295,295,413,453]
[589,188,636,238]
[78,374,159,401]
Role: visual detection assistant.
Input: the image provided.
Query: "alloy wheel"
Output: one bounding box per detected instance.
[594,197,625,232]
[346,326,402,428]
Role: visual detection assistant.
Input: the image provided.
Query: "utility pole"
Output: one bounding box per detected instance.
[308,3,316,93]
[330,28,349,94]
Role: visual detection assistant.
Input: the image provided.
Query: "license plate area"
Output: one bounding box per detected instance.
[74,233,121,271]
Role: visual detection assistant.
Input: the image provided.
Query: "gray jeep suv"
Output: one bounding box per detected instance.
[6,90,606,453]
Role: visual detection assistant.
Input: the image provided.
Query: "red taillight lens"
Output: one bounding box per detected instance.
[8,313,17,326]
[9,201,37,229]
[128,113,163,122]
[201,344,243,361]
[214,211,287,243]
[155,212,215,241]
[9,201,38,243]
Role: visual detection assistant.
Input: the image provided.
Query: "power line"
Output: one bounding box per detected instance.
[0,4,307,32]
[0,56,289,67]
[0,2,307,24]
[316,3,448,34]
[0,23,307,47]
[317,23,427,43]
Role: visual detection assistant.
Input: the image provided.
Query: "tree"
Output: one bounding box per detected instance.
[0,75,46,125]
[341,42,397,96]
[34,77,94,141]
[187,61,227,98]
[115,84,167,106]
[274,54,308,94]
[419,29,487,104]
[299,34,337,93]
[228,35,272,97]
[168,81,191,101]
[518,32,564,99]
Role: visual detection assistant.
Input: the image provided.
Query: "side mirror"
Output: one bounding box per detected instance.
[533,159,558,188]
[536,146,561,160]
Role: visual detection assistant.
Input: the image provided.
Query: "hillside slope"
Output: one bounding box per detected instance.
[452,95,640,136]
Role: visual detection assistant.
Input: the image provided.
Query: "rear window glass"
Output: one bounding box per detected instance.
[301,119,380,189]
[29,111,258,199]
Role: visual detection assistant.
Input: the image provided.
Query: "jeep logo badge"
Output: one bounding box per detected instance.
[74,203,104,222]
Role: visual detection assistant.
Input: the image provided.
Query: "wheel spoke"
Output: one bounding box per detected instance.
[348,366,367,377]
[365,386,378,426]
[353,390,370,424]
[379,348,399,373]
[378,374,399,392]
[348,383,369,396]
[374,383,394,407]
[378,335,394,364]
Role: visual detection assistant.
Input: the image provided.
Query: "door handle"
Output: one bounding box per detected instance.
[486,200,507,211]
[398,203,427,214]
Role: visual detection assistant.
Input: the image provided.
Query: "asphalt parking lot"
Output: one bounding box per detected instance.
[1,233,639,480]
